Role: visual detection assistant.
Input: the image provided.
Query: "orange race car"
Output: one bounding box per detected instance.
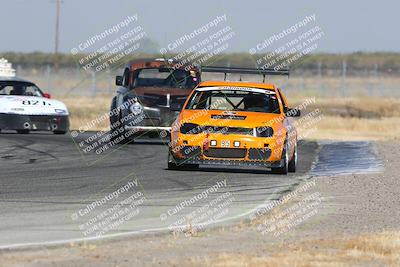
[168,67,300,174]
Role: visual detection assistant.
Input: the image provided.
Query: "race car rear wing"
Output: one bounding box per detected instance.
[201,66,289,82]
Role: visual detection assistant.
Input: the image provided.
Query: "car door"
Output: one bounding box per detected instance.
[277,88,297,155]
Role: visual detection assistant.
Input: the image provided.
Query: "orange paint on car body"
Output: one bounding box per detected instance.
[168,80,299,174]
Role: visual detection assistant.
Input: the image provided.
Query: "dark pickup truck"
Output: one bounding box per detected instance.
[110,58,201,142]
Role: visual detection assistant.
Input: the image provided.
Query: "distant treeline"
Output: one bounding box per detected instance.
[1,52,399,74]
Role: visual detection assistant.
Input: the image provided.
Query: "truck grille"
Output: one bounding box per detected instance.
[143,94,187,107]
[143,94,167,106]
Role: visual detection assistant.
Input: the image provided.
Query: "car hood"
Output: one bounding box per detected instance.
[0,95,69,115]
[179,109,284,129]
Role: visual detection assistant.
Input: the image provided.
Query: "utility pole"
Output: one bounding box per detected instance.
[54,0,61,71]
[317,61,322,92]
[341,60,347,97]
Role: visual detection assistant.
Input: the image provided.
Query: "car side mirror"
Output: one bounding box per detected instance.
[115,75,123,86]
[170,102,183,111]
[286,108,301,117]
[43,93,51,99]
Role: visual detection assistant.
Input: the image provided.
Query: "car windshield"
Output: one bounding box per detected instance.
[0,81,44,97]
[185,87,281,114]
[132,68,197,89]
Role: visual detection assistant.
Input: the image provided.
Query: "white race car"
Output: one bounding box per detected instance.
[0,59,69,134]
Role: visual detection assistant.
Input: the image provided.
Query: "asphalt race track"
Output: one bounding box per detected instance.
[0,131,322,248]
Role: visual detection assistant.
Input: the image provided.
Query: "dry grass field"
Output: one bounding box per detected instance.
[61,95,111,131]
[194,232,400,267]
[292,97,400,140]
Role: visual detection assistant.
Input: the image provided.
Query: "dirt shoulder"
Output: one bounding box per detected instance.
[1,141,399,267]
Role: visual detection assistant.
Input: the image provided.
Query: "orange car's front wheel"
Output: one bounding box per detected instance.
[271,143,289,174]
[167,151,199,170]
[288,141,298,173]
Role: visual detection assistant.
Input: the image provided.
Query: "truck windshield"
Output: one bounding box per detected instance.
[132,68,197,89]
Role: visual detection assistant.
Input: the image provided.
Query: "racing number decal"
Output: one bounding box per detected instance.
[22,100,51,106]
[221,140,230,147]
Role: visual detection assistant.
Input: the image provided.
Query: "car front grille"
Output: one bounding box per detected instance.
[204,148,246,159]
[202,126,253,136]
[180,146,202,159]
[248,148,271,160]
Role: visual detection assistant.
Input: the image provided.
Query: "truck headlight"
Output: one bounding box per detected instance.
[130,102,142,115]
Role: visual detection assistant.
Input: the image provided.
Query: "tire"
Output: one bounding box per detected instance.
[16,129,30,134]
[168,162,199,170]
[167,152,198,170]
[271,143,289,174]
[109,97,118,131]
[288,142,297,173]
[53,131,67,135]
[111,111,134,145]
[111,128,133,145]
[168,161,181,170]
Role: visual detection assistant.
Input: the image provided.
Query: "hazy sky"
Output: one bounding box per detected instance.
[0,0,398,53]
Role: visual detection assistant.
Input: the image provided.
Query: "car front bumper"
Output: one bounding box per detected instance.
[172,157,284,168]
[169,133,286,167]
[0,113,69,132]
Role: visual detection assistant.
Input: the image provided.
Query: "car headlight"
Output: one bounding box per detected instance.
[180,123,202,134]
[256,126,274,137]
[55,109,67,114]
[130,102,143,115]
